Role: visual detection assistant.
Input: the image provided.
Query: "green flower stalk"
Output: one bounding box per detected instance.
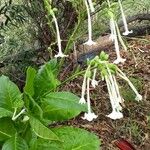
[118,0,133,35]
[84,0,96,45]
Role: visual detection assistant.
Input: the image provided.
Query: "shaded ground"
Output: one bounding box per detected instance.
[59,36,150,150]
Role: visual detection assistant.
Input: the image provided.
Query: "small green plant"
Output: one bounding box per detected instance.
[0,59,100,149]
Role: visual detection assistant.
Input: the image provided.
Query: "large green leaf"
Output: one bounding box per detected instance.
[41,92,87,121]
[0,108,13,119]
[24,93,43,119]
[29,117,60,141]
[34,59,60,98]
[0,118,16,141]
[2,134,28,150]
[29,126,100,150]
[24,67,36,96]
[0,75,23,111]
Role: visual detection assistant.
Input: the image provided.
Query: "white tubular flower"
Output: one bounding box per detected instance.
[107,110,123,120]
[79,73,86,104]
[82,77,98,121]
[87,0,95,12]
[117,69,142,101]
[79,73,87,104]
[118,0,133,35]
[91,68,98,88]
[51,12,68,58]
[84,0,96,46]
[79,66,90,104]
[105,66,123,120]
[112,19,126,64]
[109,18,115,41]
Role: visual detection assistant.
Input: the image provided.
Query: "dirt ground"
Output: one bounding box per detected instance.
[60,36,150,150]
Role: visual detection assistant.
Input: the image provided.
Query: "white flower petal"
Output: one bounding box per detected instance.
[107,110,123,120]
[79,97,86,104]
[91,79,98,88]
[135,94,142,101]
[84,39,96,46]
[82,112,98,121]
[123,30,133,36]
[55,52,68,58]
[113,57,126,64]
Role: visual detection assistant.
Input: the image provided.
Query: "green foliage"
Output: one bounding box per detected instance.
[32,127,100,150]
[41,92,87,121]
[0,59,100,149]
[2,134,28,150]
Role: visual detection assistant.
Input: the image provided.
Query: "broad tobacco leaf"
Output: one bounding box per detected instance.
[29,126,100,150]
[34,59,60,99]
[0,75,23,112]
[29,117,60,141]
[24,67,36,97]
[0,118,16,141]
[2,134,28,150]
[0,108,13,119]
[41,92,87,121]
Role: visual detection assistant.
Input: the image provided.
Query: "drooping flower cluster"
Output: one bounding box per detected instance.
[79,65,98,121]
[107,0,133,64]
[79,52,142,121]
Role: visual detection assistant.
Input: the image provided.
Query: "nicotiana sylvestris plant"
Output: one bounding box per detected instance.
[0,59,100,149]
[80,51,142,121]
[84,0,96,46]
[44,0,68,58]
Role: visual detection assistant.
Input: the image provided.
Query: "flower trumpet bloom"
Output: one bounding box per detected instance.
[105,66,123,120]
[118,0,133,35]
[82,77,97,121]
[107,110,123,120]
[51,11,68,58]
[84,0,96,46]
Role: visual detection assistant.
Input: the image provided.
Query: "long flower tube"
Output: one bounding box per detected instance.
[117,69,142,101]
[79,65,91,104]
[91,68,98,88]
[87,0,95,12]
[50,11,68,58]
[106,65,122,109]
[82,77,98,121]
[105,75,123,120]
[112,19,126,64]
[84,0,96,45]
[109,18,115,41]
[115,21,127,51]
[118,0,133,35]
